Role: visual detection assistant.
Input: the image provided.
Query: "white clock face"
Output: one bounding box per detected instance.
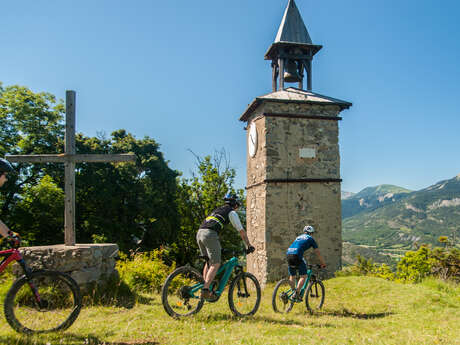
[248,122,258,158]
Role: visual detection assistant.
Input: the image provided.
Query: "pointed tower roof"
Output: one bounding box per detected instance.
[265,0,322,60]
[275,0,312,44]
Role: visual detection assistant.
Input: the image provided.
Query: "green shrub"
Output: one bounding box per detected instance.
[396,246,435,283]
[336,255,395,280]
[116,248,176,293]
[337,246,460,284]
[430,247,460,283]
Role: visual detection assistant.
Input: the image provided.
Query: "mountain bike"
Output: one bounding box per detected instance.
[272,264,325,314]
[0,235,82,334]
[161,251,261,318]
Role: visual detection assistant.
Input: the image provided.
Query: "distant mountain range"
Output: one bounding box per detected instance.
[341,174,460,265]
[342,185,412,219]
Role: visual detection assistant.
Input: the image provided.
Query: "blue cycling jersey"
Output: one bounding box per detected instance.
[286,234,318,258]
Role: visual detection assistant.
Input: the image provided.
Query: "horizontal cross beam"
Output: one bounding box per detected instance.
[7,153,136,163]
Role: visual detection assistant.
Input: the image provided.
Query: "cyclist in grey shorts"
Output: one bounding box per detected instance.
[196,193,254,300]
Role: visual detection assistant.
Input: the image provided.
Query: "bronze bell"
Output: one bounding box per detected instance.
[284,59,301,83]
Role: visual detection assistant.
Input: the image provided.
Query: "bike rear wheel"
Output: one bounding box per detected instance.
[4,270,82,334]
[305,279,325,314]
[228,272,261,317]
[161,266,204,318]
[272,279,295,313]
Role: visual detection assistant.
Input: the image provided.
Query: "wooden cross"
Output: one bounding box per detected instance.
[7,91,136,246]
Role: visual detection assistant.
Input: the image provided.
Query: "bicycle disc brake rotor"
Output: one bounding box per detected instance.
[179,286,192,300]
[280,292,289,304]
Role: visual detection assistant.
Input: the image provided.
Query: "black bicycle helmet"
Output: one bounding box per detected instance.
[224,193,241,207]
[0,158,13,174]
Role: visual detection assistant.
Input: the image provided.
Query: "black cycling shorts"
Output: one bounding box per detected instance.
[287,254,307,276]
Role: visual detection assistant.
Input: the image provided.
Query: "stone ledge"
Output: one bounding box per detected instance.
[13,243,119,290]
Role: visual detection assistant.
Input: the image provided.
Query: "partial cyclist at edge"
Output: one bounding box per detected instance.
[196,193,255,300]
[0,158,20,245]
[286,225,326,301]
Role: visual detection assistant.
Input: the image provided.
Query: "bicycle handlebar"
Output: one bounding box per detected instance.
[246,245,255,254]
[6,231,21,249]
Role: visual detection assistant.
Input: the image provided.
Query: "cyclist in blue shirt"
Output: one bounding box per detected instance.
[286,225,326,301]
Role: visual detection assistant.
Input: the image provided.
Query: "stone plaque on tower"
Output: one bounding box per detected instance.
[240,0,352,285]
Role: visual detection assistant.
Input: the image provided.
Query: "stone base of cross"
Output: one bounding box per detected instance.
[7,90,136,246]
[13,243,119,290]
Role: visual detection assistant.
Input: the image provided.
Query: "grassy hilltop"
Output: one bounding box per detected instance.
[1,275,459,345]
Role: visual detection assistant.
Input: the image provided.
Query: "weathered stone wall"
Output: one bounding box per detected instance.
[246,183,267,283]
[246,101,343,286]
[14,243,118,291]
[265,182,342,282]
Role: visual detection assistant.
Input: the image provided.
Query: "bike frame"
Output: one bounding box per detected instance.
[285,265,316,301]
[0,247,42,303]
[189,256,242,298]
[0,248,26,274]
[298,266,315,298]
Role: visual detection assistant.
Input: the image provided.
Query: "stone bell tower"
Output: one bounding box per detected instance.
[240,0,352,285]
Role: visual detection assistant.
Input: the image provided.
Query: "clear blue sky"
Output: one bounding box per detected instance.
[2,0,460,193]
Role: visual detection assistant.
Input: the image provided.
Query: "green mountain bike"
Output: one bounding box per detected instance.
[161,253,261,318]
[272,264,325,314]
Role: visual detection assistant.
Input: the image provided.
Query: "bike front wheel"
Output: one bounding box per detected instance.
[228,272,261,317]
[4,270,82,334]
[161,266,204,318]
[305,279,325,314]
[272,279,295,313]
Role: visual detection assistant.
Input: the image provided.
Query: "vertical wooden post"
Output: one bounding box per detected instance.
[65,91,76,246]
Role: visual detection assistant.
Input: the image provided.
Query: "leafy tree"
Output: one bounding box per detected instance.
[67,130,179,251]
[1,83,179,250]
[0,83,64,236]
[11,175,64,245]
[173,150,245,265]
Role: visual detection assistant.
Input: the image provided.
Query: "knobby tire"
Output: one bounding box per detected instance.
[228,272,261,317]
[4,270,82,334]
[305,279,325,314]
[272,278,295,313]
[161,266,205,318]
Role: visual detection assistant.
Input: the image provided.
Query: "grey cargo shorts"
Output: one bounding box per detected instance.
[196,228,221,264]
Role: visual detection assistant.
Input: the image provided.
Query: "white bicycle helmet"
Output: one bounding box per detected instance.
[303,225,315,234]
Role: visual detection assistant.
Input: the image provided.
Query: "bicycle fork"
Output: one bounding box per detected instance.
[308,276,319,298]
[17,259,45,308]
[235,266,250,298]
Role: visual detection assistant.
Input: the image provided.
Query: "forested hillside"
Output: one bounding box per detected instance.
[342,175,460,263]
[342,184,412,219]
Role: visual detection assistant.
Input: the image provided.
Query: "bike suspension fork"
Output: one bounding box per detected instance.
[17,259,42,304]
